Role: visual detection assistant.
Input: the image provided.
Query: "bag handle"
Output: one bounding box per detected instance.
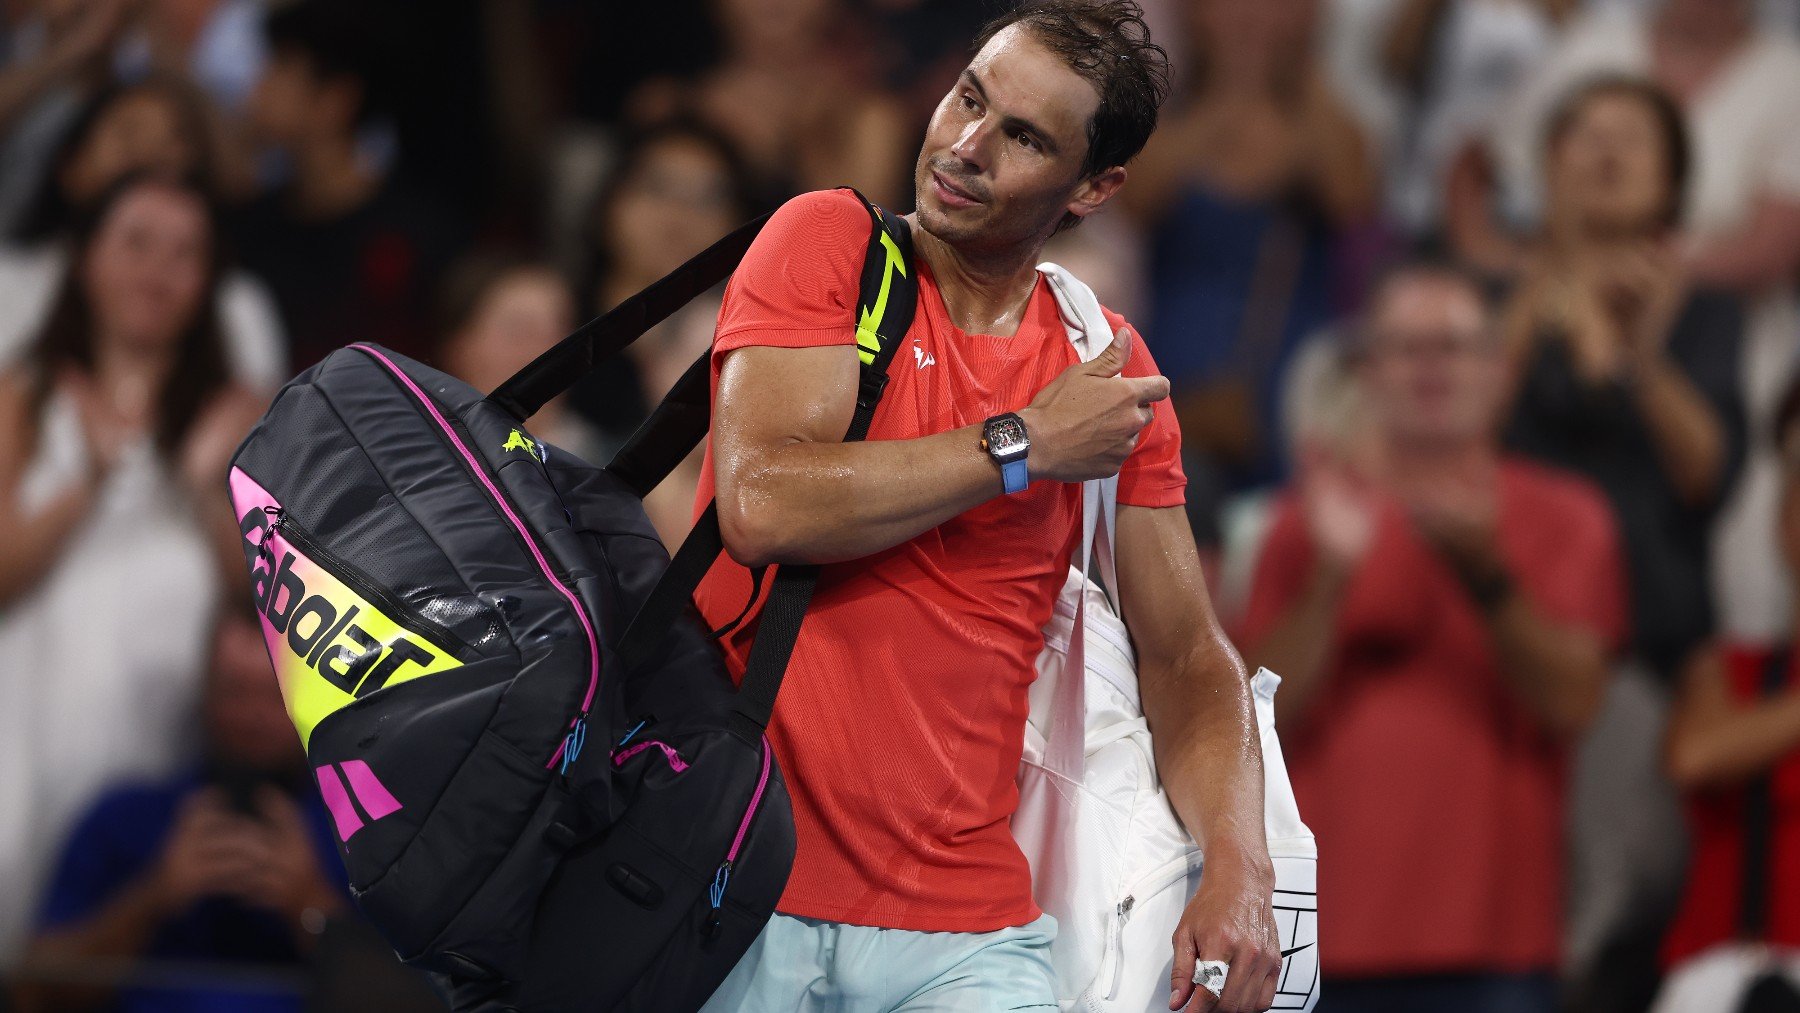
[486,211,772,423]
[1035,262,1121,782]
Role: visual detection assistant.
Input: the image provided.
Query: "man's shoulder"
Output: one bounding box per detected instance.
[728,189,878,292]
[768,189,875,243]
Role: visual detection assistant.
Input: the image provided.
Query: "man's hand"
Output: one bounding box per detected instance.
[1018,327,1169,483]
[1297,447,1377,574]
[1169,852,1281,1012]
[146,789,265,915]
[226,788,345,926]
[1403,465,1505,593]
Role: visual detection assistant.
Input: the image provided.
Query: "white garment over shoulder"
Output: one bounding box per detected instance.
[0,391,218,959]
[0,245,288,390]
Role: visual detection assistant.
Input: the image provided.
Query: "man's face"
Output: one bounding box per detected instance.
[914,25,1108,254]
[1359,274,1505,451]
[248,50,356,149]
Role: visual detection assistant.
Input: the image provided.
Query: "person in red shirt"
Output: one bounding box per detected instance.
[1655,378,1800,1013]
[1241,262,1627,1013]
[693,2,1282,1011]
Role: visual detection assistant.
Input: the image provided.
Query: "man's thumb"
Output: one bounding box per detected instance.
[1087,326,1132,376]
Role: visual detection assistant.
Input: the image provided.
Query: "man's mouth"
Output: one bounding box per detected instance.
[930,169,982,209]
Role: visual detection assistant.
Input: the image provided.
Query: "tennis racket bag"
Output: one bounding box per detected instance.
[225,188,916,1010]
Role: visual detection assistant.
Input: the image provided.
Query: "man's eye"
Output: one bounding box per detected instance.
[960,93,980,112]
[1015,131,1038,151]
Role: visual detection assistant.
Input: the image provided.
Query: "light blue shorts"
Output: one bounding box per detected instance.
[700,911,1060,1012]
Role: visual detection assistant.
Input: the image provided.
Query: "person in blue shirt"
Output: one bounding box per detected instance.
[14,609,345,1013]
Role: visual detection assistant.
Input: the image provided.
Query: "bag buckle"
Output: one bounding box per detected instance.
[856,370,889,411]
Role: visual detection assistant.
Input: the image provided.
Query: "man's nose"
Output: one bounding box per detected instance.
[950,119,990,172]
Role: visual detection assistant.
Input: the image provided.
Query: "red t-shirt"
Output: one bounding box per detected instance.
[1663,644,1800,966]
[1239,459,1626,976]
[691,190,1186,931]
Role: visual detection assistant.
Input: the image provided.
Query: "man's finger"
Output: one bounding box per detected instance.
[1129,373,1170,405]
[1257,965,1279,1013]
[1086,326,1132,377]
[1169,930,1197,1011]
[1216,945,1261,1011]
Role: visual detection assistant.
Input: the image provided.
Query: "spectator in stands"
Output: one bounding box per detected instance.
[1460,0,1800,647]
[434,253,603,465]
[1500,75,1748,1013]
[0,0,134,236]
[1242,261,1625,1012]
[1379,0,1577,238]
[230,0,461,372]
[570,120,755,545]
[0,173,264,960]
[12,609,344,1013]
[1502,76,1744,684]
[0,76,284,387]
[1121,0,1376,511]
[627,0,908,206]
[1655,376,1800,1013]
[110,0,268,119]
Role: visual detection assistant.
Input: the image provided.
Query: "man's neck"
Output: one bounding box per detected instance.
[908,217,1045,337]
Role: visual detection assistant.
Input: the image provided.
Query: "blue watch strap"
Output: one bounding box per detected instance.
[1001,458,1029,494]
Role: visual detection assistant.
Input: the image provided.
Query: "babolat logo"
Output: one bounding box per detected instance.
[230,470,463,748]
[503,428,546,462]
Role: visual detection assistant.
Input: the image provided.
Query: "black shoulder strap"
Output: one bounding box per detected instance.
[486,212,771,423]
[615,190,916,737]
[1739,645,1790,937]
[730,192,915,731]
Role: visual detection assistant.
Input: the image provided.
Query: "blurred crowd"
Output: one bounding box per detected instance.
[0,0,1797,1010]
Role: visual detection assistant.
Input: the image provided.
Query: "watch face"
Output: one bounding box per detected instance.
[985,415,1028,458]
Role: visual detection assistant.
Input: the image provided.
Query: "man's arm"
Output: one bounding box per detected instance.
[1412,504,1609,737]
[712,328,1167,567]
[1117,504,1280,1013]
[1481,589,1610,735]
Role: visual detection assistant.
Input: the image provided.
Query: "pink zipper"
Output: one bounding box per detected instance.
[704,735,773,937]
[353,345,601,768]
[728,736,772,863]
[610,740,689,773]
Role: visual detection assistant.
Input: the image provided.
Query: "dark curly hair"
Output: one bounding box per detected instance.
[974,0,1171,179]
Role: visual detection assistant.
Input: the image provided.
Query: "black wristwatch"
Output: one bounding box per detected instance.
[981,412,1030,494]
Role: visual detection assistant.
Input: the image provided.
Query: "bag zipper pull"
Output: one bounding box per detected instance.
[703,860,733,939]
[259,506,286,566]
[559,718,587,775]
[615,716,651,751]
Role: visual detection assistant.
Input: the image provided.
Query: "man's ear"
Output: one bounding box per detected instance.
[1065,166,1128,224]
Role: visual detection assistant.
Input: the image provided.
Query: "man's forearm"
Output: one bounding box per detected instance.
[1248,561,1349,726]
[717,422,1002,566]
[1486,592,1608,735]
[1144,639,1271,871]
[16,876,167,1012]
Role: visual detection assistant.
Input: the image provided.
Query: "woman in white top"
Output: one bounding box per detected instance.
[0,75,285,389]
[0,173,265,959]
